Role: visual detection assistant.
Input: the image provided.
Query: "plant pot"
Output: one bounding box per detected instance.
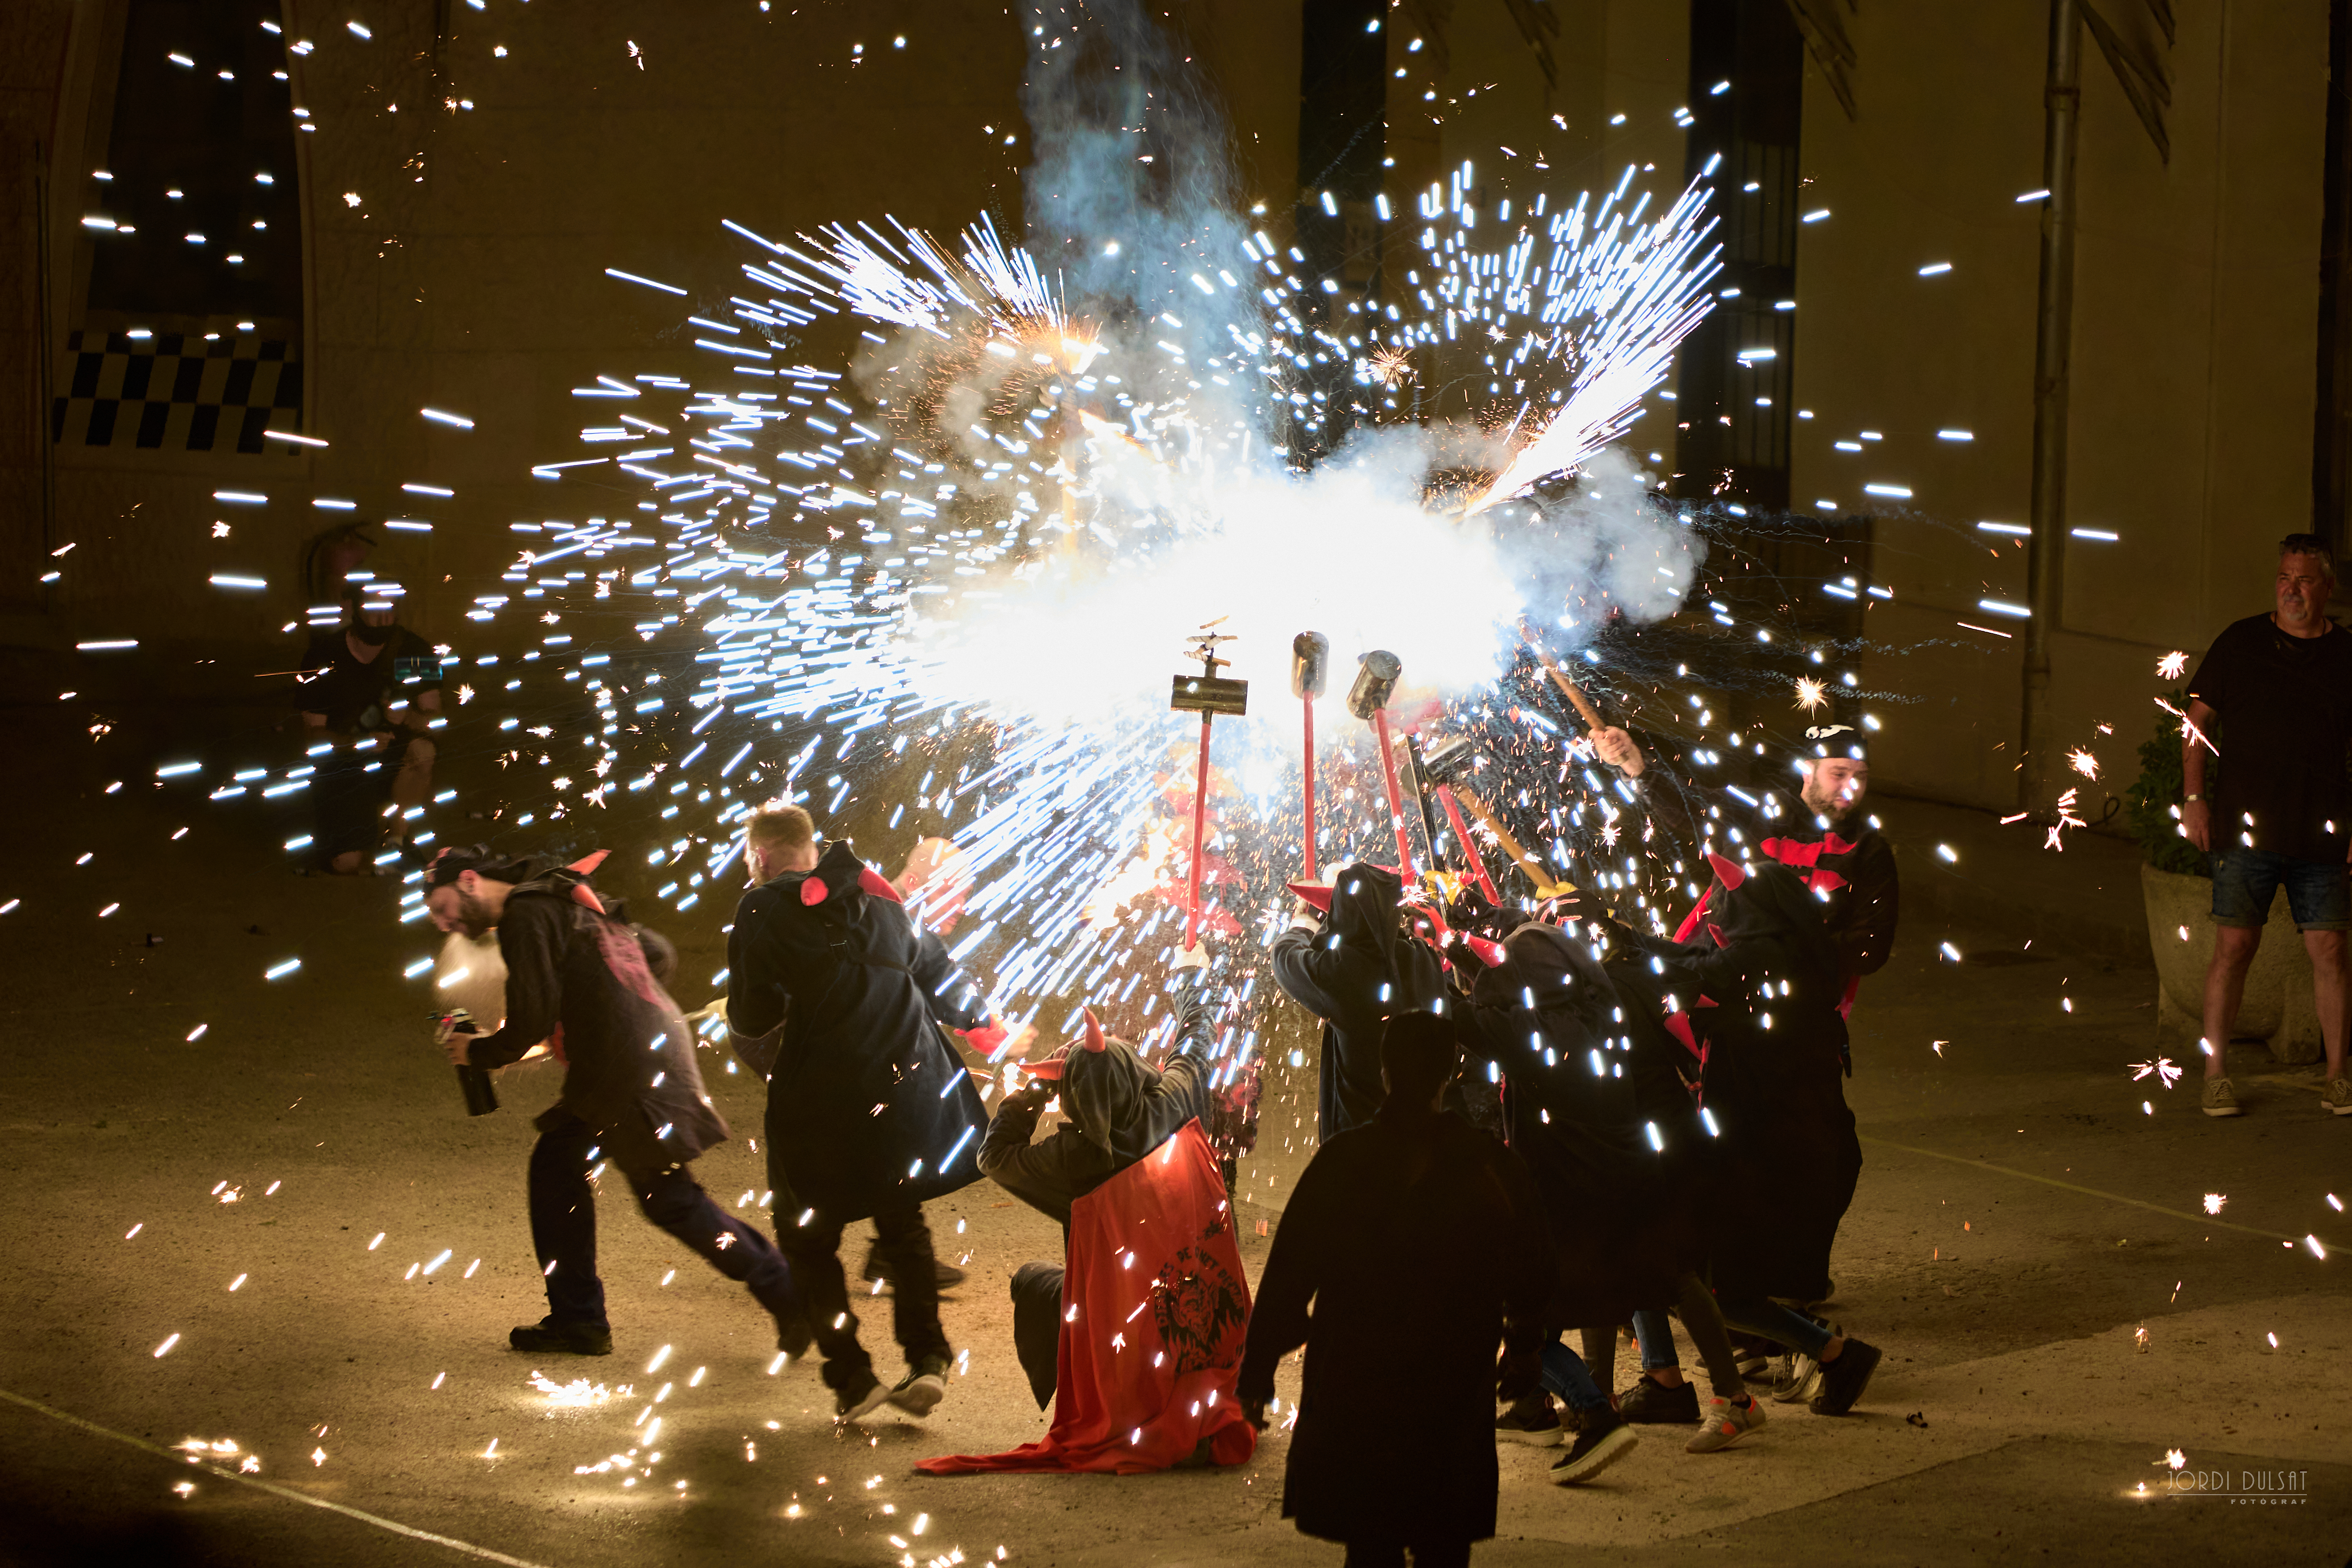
[2141,862,2324,1065]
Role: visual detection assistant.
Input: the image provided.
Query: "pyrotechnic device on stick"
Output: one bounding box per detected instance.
[1401,732,1456,897]
[1419,738,1574,900]
[1521,627,1606,730]
[1290,632,1329,881]
[1345,650,1419,885]
[436,1008,499,1117]
[1414,737,1501,903]
[1169,628,1248,951]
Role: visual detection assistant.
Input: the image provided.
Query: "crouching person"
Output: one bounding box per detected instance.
[1238,1012,1553,1568]
[918,951,1258,1475]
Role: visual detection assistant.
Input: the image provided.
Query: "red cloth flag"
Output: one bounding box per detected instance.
[917,1121,1257,1475]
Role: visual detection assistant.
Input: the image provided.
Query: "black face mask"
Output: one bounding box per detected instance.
[350,621,396,646]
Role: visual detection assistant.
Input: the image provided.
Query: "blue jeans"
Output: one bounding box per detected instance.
[1631,1308,1681,1372]
[1537,1338,1610,1412]
[1716,1298,1833,1359]
[2210,848,2352,931]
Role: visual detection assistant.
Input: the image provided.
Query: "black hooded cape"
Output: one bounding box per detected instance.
[1237,1099,1550,1546]
[1456,921,1686,1325]
[1268,863,1447,1142]
[1631,861,1861,1302]
[467,865,725,1180]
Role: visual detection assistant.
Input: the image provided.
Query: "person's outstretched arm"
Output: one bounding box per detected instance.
[462,899,562,1068]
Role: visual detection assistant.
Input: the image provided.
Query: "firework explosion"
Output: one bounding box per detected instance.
[454,152,1724,1075]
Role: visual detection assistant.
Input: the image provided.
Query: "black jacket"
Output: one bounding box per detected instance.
[979,990,1218,1228]
[1638,772,1898,989]
[469,867,725,1180]
[1456,921,1681,1324]
[725,841,993,1226]
[1237,1100,1550,1546]
[1630,861,1861,1301]
[1268,863,1448,1142]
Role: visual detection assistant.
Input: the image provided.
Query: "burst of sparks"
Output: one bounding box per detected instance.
[1793,676,1828,713]
[2201,1193,2226,1214]
[2156,651,2188,679]
[2066,747,2098,779]
[2130,1057,2183,1088]
[2156,696,2216,756]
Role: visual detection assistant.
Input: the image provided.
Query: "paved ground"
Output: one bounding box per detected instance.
[2,716,2347,1568]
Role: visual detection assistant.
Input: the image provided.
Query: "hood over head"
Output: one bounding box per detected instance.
[1325,861,1406,979]
[1058,1032,1195,1167]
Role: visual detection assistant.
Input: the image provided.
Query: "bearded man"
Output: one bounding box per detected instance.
[1592,720,1898,1028]
[426,847,801,1357]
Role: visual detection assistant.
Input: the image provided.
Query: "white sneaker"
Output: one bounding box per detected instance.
[1685,1394,1767,1453]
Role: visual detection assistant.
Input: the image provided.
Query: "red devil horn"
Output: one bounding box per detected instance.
[1082,1008,1108,1053]
[799,877,828,907]
[1464,935,1507,968]
[857,866,904,903]
[567,850,610,877]
[1706,853,1746,890]
[1285,880,1334,912]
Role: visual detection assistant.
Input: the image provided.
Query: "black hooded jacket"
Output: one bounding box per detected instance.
[1268,863,1448,1142]
[467,865,726,1180]
[1626,860,1861,1301]
[978,989,1220,1227]
[1456,921,1681,1322]
[1638,771,1898,990]
[725,840,994,1226]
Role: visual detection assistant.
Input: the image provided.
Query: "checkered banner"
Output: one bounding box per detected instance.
[51,326,303,455]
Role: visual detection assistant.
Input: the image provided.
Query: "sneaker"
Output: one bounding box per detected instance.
[861,1244,968,1291]
[888,1354,952,1417]
[1616,1375,1699,1424]
[1771,1353,1822,1404]
[835,1371,891,1423]
[1550,1411,1639,1484]
[1494,1392,1565,1447]
[1685,1393,1767,1452]
[1771,1321,1840,1404]
[1809,1338,1883,1416]
[1729,1331,1778,1380]
[2201,1076,2243,1117]
[508,1316,611,1356]
[2323,1077,2352,1116]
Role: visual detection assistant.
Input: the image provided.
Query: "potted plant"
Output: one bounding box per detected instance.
[2128,691,2321,1063]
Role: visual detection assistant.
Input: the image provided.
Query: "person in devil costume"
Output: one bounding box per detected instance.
[1617,855,1886,1423]
[1239,1011,1552,1568]
[1270,862,1448,1142]
[724,802,1023,1424]
[916,951,1258,1474]
[424,846,802,1359]
[975,948,1219,1410]
[1446,894,1756,1470]
[1592,720,1898,1032]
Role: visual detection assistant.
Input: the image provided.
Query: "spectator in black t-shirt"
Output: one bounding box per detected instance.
[297,587,442,874]
[2182,533,2352,1119]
